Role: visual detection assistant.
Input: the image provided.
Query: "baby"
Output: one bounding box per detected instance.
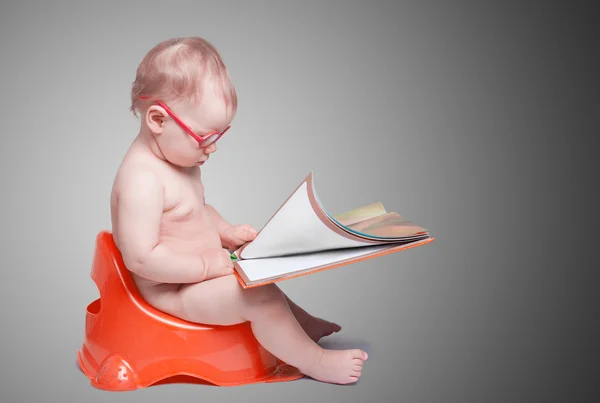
[110,37,368,385]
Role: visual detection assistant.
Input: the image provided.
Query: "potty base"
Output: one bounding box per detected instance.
[77,231,304,390]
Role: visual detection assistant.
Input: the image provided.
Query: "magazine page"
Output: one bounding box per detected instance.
[236,175,385,260]
[236,238,434,285]
[332,202,388,226]
[311,179,429,241]
[238,243,396,284]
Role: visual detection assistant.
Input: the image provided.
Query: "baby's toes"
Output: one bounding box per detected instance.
[352,357,365,369]
[350,349,368,361]
[347,375,361,384]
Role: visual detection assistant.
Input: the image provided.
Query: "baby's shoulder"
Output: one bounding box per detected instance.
[113,157,166,195]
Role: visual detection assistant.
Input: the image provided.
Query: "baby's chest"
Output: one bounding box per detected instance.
[163,176,206,218]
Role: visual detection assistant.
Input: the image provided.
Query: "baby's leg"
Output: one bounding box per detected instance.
[284,295,342,342]
[173,275,367,385]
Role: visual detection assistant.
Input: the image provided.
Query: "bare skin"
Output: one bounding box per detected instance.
[111,92,367,384]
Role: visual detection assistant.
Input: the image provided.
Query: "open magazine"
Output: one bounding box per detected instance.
[232,172,434,288]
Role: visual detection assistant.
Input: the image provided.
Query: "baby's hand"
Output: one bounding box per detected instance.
[222,224,258,249]
[202,248,234,280]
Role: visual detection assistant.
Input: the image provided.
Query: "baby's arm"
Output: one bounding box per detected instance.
[116,171,232,283]
[204,204,232,238]
[205,204,257,250]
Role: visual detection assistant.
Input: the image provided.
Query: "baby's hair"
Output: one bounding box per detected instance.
[130,37,237,118]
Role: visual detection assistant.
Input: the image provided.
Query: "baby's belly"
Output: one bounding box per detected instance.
[133,214,222,295]
[159,214,222,255]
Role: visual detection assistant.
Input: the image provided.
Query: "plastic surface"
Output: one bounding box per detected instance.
[77,231,303,391]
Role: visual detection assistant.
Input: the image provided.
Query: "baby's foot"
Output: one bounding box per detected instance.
[302,349,368,385]
[301,316,342,343]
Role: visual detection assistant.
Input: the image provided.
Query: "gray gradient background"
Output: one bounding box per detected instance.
[1,1,597,402]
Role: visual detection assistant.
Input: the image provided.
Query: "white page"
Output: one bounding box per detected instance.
[239,181,380,259]
[237,243,396,282]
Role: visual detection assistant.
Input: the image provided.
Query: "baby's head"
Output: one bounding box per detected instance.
[130,37,237,167]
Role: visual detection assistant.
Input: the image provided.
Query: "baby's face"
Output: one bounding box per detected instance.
[150,90,233,168]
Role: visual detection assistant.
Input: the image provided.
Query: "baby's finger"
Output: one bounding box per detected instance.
[225,251,235,266]
[240,225,258,240]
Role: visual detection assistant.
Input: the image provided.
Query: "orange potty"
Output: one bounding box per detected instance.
[77,231,304,391]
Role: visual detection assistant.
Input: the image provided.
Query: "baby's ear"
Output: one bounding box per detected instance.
[145,105,167,134]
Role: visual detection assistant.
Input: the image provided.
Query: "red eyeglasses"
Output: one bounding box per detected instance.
[139,96,231,148]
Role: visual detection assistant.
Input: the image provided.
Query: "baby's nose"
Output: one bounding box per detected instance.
[204,143,217,154]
